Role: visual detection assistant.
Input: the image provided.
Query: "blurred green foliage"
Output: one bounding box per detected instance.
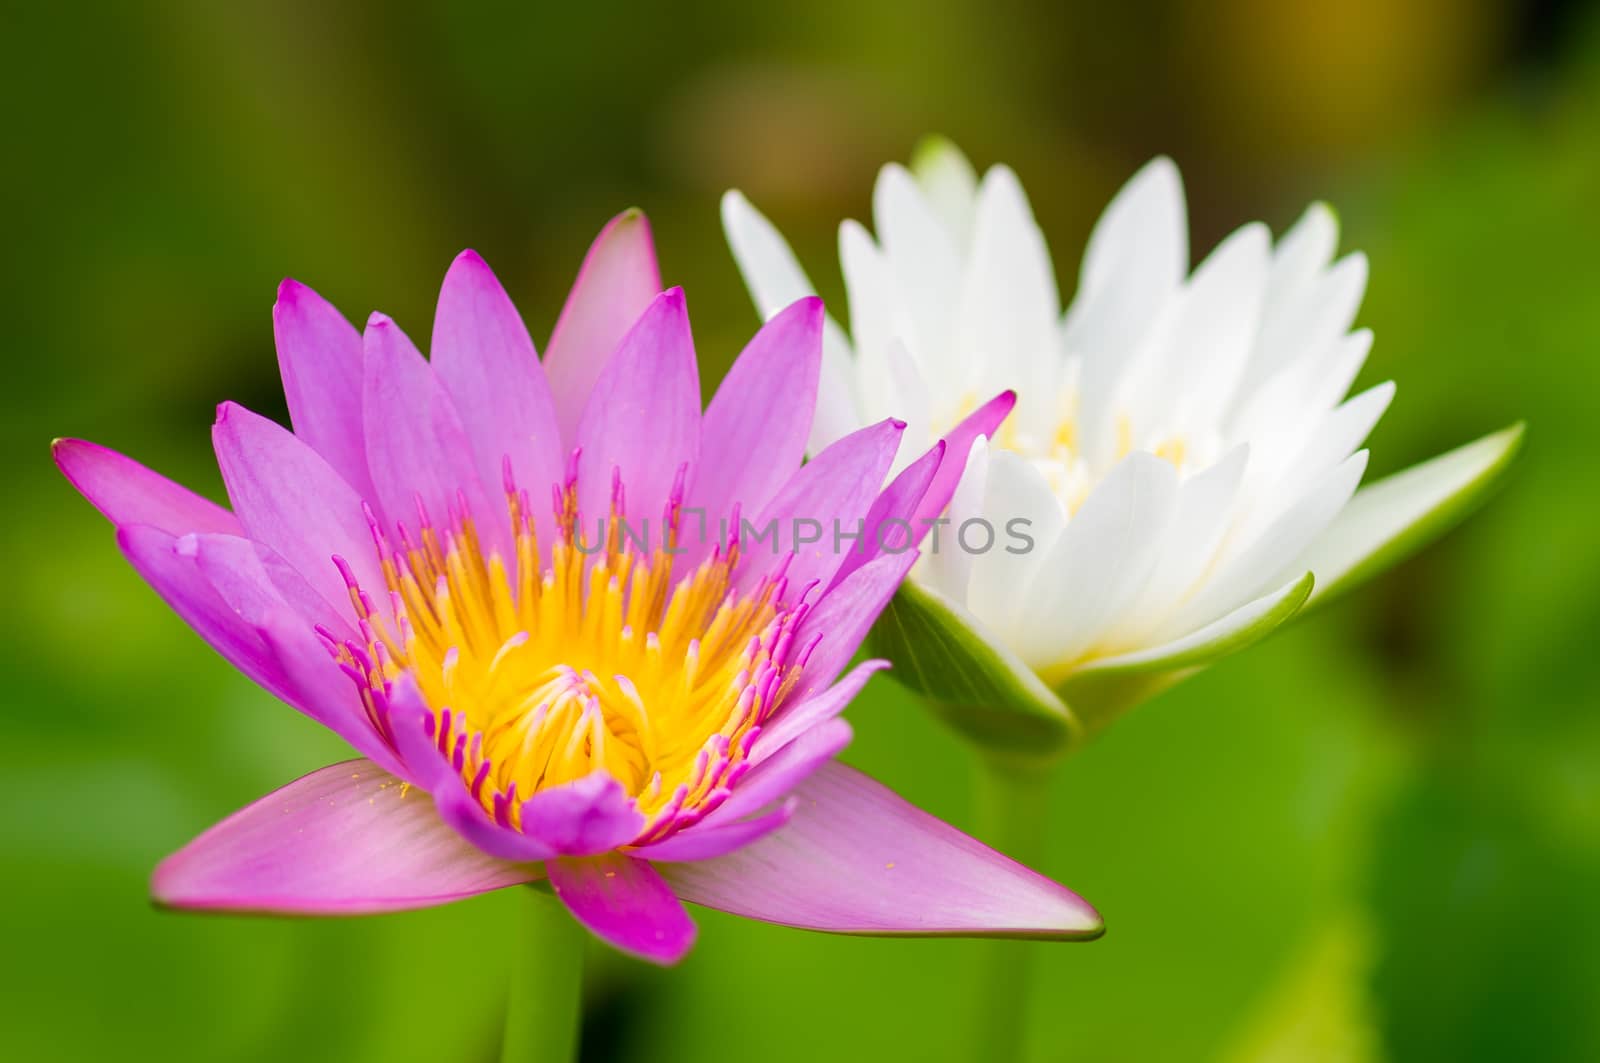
[3,2,1596,1060]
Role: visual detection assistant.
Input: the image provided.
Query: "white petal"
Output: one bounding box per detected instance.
[1264,252,1368,381]
[1302,328,1374,412]
[1023,453,1179,670]
[1236,378,1394,538]
[1227,193,1365,426]
[1116,444,1249,643]
[872,164,963,392]
[957,166,1062,429]
[1281,381,1395,487]
[1268,203,1340,304]
[1167,450,1367,635]
[910,136,979,249]
[1230,328,1372,443]
[839,218,899,418]
[1065,157,1188,434]
[722,190,861,451]
[1073,157,1188,304]
[1246,205,1339,367]
[885,339,933,471]
[723,189,823,318]
[1112,222,1271,450]
[967,450,1068,653]
[917,436,990,603]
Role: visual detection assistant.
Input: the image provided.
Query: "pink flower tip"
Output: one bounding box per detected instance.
[50,437,92,486]
[449,248,488,271]
[274,276,309,307]
[791,294,825,322]
[213,400,244,427]
[149,862,184,910]
[597,207,657,262]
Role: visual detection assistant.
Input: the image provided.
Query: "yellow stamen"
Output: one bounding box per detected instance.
[339,482,800,840]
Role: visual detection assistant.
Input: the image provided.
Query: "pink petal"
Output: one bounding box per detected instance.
[698,718,851,826]
[828,438,944,590]
[243,600,408,780]
[573,288,700,536]
[544,209,662,440]
[384,677,555,862]
[53,439,239,535]
[748,418,904,592]
[912,390,1016,528]
[122,528,402,776]
[752,659,889,761]
[273,279,375,500]
[792,550,919,700]
[432,784,558,863]
[632,800,795,863]
[212,402,384,624]
[362,314,498,548]
[689,296,823,523]
[153,759,538,915]
[431,250,564,500]
[662,762,1103,939]
[433,786,557,863]
[116,525,296,706]
[548,852,697,965]
[184,531,349,639]
[518,772,647,857]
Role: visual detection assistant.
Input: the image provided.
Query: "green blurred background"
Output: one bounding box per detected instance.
[4,1,1597,1059]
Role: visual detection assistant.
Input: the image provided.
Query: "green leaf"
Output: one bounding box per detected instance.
[1056,572,1316,733]
[1302,422,1524,607]
[868,578,1081,757]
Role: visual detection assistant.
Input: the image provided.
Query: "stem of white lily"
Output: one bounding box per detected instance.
[970,753,1055,1062]
[502,884,584,1063]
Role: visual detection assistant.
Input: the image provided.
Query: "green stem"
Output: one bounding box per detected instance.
[971,753,1055,1063]
[501,885,585,1063]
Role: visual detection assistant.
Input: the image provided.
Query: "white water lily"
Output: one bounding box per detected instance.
[724,140,1520,746]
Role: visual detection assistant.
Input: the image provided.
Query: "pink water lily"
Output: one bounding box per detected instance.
[55,210,1101,964]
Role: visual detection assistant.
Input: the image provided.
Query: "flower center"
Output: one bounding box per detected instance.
[329,469,807,841]
[948,383,1201,516]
